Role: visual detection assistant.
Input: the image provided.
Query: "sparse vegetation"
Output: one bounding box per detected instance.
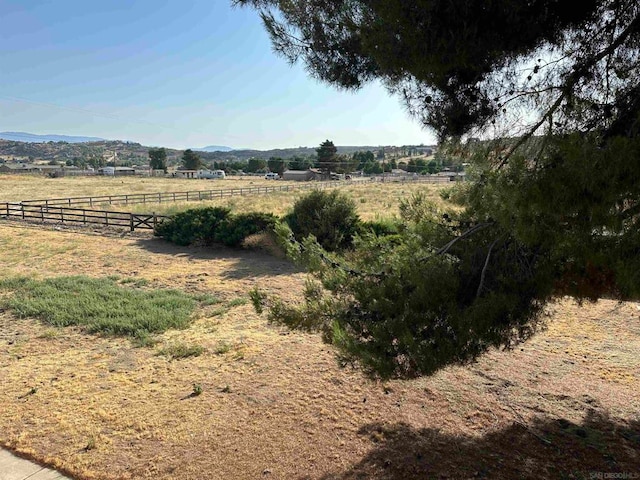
[226,297,248,308]
[192,383,203,396]
[213,341,232,355]
[156,342,205,360]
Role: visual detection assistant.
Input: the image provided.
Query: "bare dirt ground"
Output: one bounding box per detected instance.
[0,223,639,480]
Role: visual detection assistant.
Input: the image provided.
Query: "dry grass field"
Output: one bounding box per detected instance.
[0,174,451,220]
[120,181,451,220]
[0,174,307,202]
[0,175,638,479]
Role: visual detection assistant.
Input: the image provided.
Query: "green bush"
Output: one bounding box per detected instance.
[154,207,231,246]
[286,190,360,251]
[216,212,278,247]
[154,208,277,247]
[360,218,401,237]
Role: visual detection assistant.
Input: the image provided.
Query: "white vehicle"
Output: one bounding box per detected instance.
[198,169,226,179]
[264,172,279,180]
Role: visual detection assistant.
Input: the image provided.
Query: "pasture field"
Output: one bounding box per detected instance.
[0,178,638,479]
[0,174,316,203]
[0,173,452,220]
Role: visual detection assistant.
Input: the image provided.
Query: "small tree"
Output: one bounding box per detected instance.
[289,155,314,171]
[267,157,289,175]
[181,149,202,170]
[246,157,267,173]
[316,140,338,175]
[149,147,167,172]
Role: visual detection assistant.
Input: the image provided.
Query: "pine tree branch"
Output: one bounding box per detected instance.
[497,12,640,170]
[476,237,500,298]
[435,222,494,256]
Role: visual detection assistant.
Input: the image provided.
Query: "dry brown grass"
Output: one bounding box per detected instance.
[0,174,452,221]
[122,181,452,220]
[0,222,638,479]
[0,174,313,203]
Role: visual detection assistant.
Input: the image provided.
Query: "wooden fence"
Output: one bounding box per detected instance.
[0,203,167,231]
[17,176,451,209]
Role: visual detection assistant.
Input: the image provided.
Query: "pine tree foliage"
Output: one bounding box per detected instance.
[316,139,339,174]
[238,0,640,378]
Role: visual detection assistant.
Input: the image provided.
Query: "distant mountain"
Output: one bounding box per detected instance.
[0,131,106,143]
[194,145,234,152]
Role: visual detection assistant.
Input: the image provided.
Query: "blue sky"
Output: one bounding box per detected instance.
[0,0,435,150]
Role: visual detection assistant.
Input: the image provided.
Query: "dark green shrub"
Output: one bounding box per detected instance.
[216,212,278,247]
[155,208,277,248]
[154,207,231,246]
[286,190,360,251]
[360,218,401,237]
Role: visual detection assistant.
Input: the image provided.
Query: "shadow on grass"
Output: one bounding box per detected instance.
[319,410,640,480]
[134,237,302,279]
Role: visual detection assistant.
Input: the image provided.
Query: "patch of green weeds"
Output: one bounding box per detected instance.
[192,293,222,306]
[0,276,197,339]
[38,328,60,339]
[120,277,149,288]
[156,342,204,360]
[210,306,229,317]
[213,341,231,355]
[227,297,248,308]
[131,333,159,348]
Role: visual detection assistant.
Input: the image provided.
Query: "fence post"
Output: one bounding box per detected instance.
[21,204,25,220]
[105,211,109,226]
[40,205,44,221]
[130,213,134,232]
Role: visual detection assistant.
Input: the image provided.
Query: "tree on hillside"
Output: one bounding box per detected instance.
[316,139,338,174]
[239,0,640,378]
[181,149,202,170]
[149,147,167,172]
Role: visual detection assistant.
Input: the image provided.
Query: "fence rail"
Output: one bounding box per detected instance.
[17,176,452,209]
[0,203,167,231]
